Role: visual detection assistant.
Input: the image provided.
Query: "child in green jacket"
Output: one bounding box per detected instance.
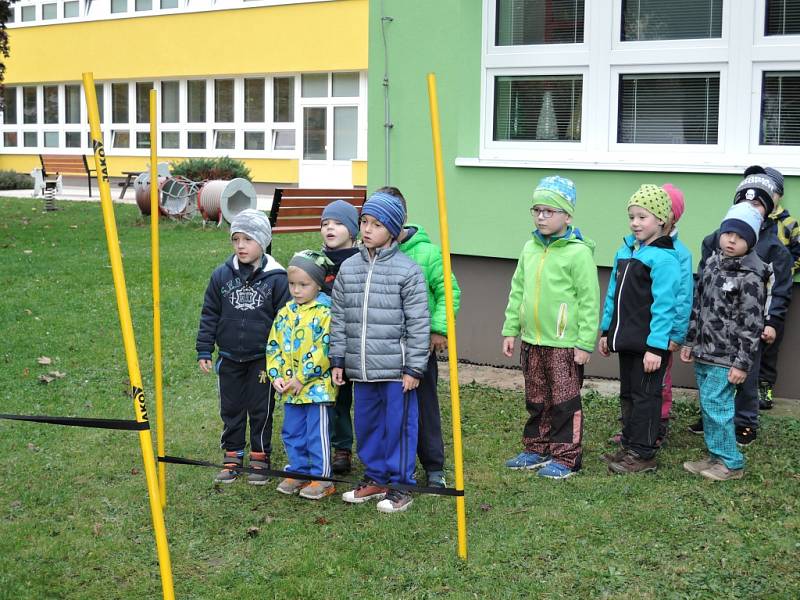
[501,176,600,479]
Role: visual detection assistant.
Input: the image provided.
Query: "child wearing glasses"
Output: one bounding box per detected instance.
[501,176,600,479]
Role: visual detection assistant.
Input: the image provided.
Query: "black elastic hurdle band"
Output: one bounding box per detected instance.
[159,455,464,497]
[0,413,149,430]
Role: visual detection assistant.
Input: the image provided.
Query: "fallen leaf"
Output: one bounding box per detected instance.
[9,500,21,510]
[37,356,52,365]
[130,468,139,475]
[24,309,32,315]
[92,523,102,536]
[246,526,260,538]
[27,443,39,451]
[22,368,29,377]
[480,503,493,512]
[314,516,330,525]
[38,374,55,384]
[48,371,66,379]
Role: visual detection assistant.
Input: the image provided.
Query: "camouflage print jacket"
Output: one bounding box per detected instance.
[685,250,771,372]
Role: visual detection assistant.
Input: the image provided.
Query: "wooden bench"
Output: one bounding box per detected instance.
[39,154,97,197]
[269,188,366,233]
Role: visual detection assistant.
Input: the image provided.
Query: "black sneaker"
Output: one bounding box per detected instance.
[736,426,757,447]
[688,419,704,435]
[758,382,774,410]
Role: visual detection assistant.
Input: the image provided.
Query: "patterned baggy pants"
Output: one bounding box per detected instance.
[695,362,745,470]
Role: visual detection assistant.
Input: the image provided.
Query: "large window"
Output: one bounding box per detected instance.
[494,75,583,141]
[761,71,800,145]
[65,85,81,124]
[112,83,128,123]
[187,80,206,123]
[214,79,234,123]
[621,0,722,41]
[3,87,17,125]
[765,0,800,36]
[244,78,265,122]
[495,0,585,45]
[23,87,37,124]
[161,81,179,123]
[274,77,295,122]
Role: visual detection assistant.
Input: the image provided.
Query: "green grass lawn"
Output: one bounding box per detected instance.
[0,197,798,599]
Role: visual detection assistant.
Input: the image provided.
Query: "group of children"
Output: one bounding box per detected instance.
[501,168,796,481]
[196,188,458,513]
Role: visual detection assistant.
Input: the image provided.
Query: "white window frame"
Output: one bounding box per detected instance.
[750,61,800,153]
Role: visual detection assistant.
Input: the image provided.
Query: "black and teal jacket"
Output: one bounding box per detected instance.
[600,234,681,357]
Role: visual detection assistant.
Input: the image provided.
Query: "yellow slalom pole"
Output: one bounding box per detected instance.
[150,89,166,508]
[426,73,467,561]
[82,72,176,600]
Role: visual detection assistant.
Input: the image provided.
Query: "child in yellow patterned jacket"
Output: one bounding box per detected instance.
[267,250,337,500]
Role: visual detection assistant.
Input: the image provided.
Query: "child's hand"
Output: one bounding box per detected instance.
[502,336,516,357]
[598,337,609,357]
[761,325,777,344]
[728,367,747,385]
[643,351,662,373]
[430,333,448,353]
[332,368,344,386]
[272,378,287,393]
[402,374,420,392]
[287,378,303,395]
[668,341,680,352]
[679,346,694,363]
[573,348,591,365]
[198,359,212,373]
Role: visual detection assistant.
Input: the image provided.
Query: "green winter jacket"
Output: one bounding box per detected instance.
[502,228,600,352]
[399,224,461,335]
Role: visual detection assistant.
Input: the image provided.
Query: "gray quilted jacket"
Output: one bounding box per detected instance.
[330,243,430,381]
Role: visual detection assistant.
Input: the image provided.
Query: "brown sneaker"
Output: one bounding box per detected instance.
[342,479,388,504]
[683,456,719,476]
[214,451,242,484]
[600,448,626,464]
[700,462,744,481]
[276,477,309,495]
[331,449,352,474]
[299,480,336,500]
[608,450,657,474]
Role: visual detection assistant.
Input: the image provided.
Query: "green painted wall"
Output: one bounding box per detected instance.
[367,0,798,267]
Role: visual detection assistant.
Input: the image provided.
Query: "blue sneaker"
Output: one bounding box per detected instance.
[537,462,576,479]
[505,452,552,470]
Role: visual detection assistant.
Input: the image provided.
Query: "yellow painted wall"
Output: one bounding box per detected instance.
[5,0,367,83]
[352,160,367,186]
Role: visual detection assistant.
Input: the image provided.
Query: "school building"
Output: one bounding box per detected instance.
[367,1,800,397]
[0,0,368,188]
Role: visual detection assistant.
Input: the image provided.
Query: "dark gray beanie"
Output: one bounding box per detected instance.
[230,209,272,252]
[288,250,332,288]
[321,199,359,239]
[734,174,776,215]
[764,167,785,196]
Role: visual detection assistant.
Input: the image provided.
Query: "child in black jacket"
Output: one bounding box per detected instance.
[196,209,290,484]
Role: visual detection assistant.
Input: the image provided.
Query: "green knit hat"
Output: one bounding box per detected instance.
[627,184,671,223]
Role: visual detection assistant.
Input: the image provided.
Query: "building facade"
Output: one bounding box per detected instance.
[1,0,368,187]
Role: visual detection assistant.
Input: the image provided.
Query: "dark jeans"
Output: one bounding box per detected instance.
[330,381,354,451]
[735,345,762,430]
[217,357,275,454]
[758,323,784,386]
[417,353,445,473]
[619,352,668,460]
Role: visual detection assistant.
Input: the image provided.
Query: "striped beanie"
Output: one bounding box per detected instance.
[532,175,577,215]
[628,184,672,224]
[361,191,406,238]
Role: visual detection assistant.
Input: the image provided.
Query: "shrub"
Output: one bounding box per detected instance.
[169,157,251,182]
[0,170,34,190]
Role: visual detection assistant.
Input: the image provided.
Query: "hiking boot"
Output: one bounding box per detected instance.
[331,449,352,474]
[608,450,657,474]
[759,382,774,410]
[600,448,626,464]
[214,451,243,484]
[688,419,704,435]
[504,451,551,470]
[537,462,576,479]
[736,426,757,447]
[607,432,622,445]
[683,456,719,476]
[376,489,413,513]
[247,452,271,486]
[700,461,744,481]
[426,470,446,488]
[276,478,308,495]
[299,480,336,500]
[342,479,388,504]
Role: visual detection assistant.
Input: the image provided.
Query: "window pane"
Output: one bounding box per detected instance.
[766,0,800,35]
[274,77,295,122]
[23,87,37,124]
[3,87,17,124]
[42,3,57,20]
[244,78,265,122]
[4,132,17,147]
[44,132,59,147]
[618,73,720,144]
[64,1,80,18]
[95,84,105,122]
[113,130,130,148]
[214,79,234,122]
[111,0,127,13]
[273,129,295,150]
[65,132,81,148]
[136,131,150,148]
[303,107,326,159]
[162,131,180,148]
[112,83,129,123]
[136,0,152,10]
[21,5,35,21]
[43,86,59,124]
[187,80,206,123]
[301,74,328,98]
[496,0,584,45]
[215,130,235,149]
[493,75,583,141]
[161,81,179,123]
[24,132,37,147]
[332,72,359,97]
[161,0,179,7]
[761,71,800,145]
[65,85,81,124]
[244,131,265,150]
[621,0,722,41]
[334,106,357,159]
[136,82,153,123]
[187,131,206,149]
[7,6,13,23]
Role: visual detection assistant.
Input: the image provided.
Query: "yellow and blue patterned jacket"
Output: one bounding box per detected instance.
[266,292,335,405]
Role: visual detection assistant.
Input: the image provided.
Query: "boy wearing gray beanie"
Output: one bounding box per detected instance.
[196,208,290,484]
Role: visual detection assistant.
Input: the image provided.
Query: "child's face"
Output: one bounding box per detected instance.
[231,232,263,264]
[321,219,353,250]
[628,205,664,245]
[287,266,321,305]
[531,204,571,237]
[719,232,749,258]
[359,215,393,250]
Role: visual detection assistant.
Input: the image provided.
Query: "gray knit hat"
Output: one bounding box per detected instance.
[321,199,359,239]
[230,209,272,252]
[288,250,333,288]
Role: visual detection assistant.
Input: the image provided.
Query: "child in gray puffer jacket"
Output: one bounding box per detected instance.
[330,191,430,514]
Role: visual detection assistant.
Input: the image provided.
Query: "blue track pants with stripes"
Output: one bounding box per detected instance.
[282,403,333,477]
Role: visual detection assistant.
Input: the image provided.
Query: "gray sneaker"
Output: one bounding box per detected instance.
[683,456,719,476]
[247,453,271,486]
[214,452,242,484]
[700,462,744,481]
[376,489,413,513]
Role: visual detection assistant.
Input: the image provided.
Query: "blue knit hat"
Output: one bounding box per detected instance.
[361,191,406,238]
[720,203,763,250]
[321,199,359,239]
[532,175,577,215]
